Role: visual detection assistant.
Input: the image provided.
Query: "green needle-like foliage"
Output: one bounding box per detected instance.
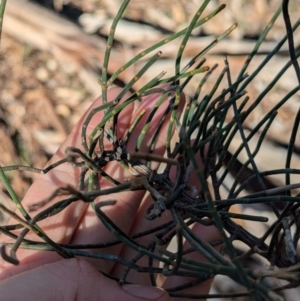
[1,1,300,300]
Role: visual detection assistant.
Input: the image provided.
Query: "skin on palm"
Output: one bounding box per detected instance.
[0,88,221,299]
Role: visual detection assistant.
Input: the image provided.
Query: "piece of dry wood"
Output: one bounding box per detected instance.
[4,0,300,182]
[5,0,299,97]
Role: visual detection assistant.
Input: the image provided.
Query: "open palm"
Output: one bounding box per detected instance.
[0,88,220,301]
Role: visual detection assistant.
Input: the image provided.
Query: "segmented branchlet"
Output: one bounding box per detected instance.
[1,1,300,300]
[91,130,151,176]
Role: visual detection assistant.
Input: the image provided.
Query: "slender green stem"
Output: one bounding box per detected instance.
[100,0,130,104]
[0,0,7,43]
[107,4,226,86]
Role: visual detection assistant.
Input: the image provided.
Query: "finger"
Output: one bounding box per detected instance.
[0,258,170,301]
[160,145,221,299]
[23,87,133,209]
[161,223,222,300]
[110,92,187,282]
[0,88,133,277]
[111,140,219,291]
[70,90,186,273]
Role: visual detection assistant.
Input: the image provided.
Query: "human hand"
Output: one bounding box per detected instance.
[0,88,221,300]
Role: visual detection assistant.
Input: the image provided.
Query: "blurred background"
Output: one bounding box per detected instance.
[1,0,300,299]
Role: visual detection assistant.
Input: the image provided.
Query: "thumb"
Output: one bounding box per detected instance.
[0,258,170,301]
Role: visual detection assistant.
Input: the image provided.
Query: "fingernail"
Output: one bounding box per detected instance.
[122,284,165,300]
